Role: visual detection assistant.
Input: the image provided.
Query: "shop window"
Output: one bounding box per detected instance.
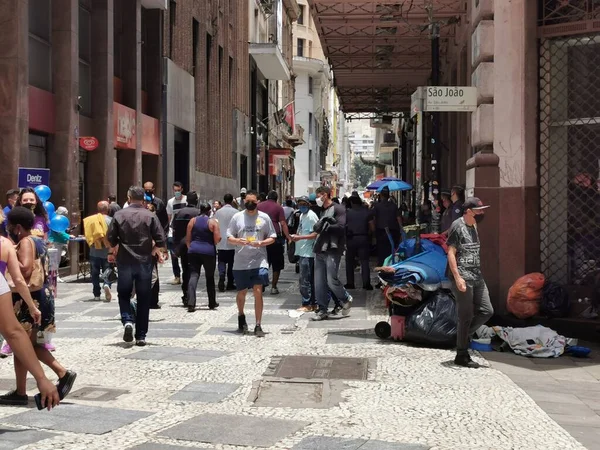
[308,76,313,95]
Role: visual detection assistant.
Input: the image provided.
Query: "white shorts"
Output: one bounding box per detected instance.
[0,272,10,296]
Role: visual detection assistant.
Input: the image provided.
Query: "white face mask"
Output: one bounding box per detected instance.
[316,196,324,207]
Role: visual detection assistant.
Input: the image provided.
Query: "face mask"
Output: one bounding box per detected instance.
[316,197,324,207]
[299,206,309,214]
[145,190,154,198]
[474,214,484,224]
[245,202,257,211]
[174,191,182,199]
[27,204,36,211]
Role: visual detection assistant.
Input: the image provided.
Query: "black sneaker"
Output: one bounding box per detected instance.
[123,323,134,343]
[57,370,77,400]
[208,302,220,310]
[344,284,356,290]
[0,390,28,406]
[218,278,226,292]
[238,314,248,333]
[181,296,188,307]
[363,284,374,291]
[187,306,196,313]
[149,304,161,310]
[454,352,481,369]
[254,325,265,337]
[136,340,146,347]
[311,310,329,321]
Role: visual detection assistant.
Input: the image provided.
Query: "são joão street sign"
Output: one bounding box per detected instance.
[411,86,477,115]
[18,167,50,189]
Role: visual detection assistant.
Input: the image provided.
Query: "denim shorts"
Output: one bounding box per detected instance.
[233,268,270,291]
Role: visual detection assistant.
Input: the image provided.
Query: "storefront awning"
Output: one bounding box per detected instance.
[250,43,291,81]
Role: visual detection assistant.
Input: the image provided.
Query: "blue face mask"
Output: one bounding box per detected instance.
[299,206,309,214]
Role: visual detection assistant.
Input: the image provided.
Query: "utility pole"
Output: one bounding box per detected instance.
[429,2,441,202]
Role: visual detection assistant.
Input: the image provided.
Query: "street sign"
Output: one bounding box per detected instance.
[424,86,477,112]
[18,167,50,189]
[79,136,99,151]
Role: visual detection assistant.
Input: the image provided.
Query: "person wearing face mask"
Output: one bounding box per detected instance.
[447,197,494,368]
[235,188,247,211]
[291,196,319,312]
[143,181,169,237]
[15,188,49,241]
[439,190,453,234]
[449,185,465,225]
[227,190,276,337]
[166,182,187,285]
[345,195,374,291]
[373,186,402,267]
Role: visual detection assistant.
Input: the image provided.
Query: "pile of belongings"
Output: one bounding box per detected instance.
[476,324,567,358]
[376,236,458,348]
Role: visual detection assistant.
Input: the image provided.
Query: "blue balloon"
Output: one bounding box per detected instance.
[43,201,55,218]
[34,185,52,203]
[49,215,69,233]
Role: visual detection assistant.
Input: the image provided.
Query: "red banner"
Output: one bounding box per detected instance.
[284,102,295,133]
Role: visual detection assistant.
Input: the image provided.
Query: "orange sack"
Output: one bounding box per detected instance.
[506,273,546,319]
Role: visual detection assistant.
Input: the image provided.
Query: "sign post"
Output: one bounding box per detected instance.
[17,168,50,189]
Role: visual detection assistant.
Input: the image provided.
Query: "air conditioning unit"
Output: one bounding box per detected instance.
[370,115,393,129]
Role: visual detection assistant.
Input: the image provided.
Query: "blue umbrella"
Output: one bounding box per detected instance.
[366,177,403,190]
[377,180,412,192]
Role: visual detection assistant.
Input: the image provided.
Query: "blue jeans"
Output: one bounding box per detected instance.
[90,256,112,297]
[314,252,349,314]
[117,263,153,340]
[298,256,315,306]
[167,237,181,278]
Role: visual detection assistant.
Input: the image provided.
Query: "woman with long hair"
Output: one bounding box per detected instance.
[185,202,221,312]
[16,188,49,240]
[0,207,76,406]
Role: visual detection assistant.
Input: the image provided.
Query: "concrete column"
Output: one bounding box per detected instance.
[88,0,115,205]
[0,0,28,194]
[50,0,79,222]
[121,0,142,186]
[467,0,539,312]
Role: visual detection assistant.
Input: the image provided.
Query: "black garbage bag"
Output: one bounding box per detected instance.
[541,281,570,318]
[404,289,457,348]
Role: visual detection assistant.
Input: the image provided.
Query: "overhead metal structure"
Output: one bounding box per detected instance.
[308,0,467,118]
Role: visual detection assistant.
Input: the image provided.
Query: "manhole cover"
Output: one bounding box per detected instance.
[249,379,346,409]
[265,356,369,380]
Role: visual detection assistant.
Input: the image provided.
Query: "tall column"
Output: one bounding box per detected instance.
[467,0,539,312]
[88,0,115,205]
[50,0,79,222]
[0,0,28,194]
[121,0,142,186]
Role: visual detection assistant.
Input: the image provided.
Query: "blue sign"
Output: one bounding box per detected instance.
[18,167,50,189]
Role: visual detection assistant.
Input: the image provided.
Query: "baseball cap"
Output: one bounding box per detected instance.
[462,197,490,211]
[297,196,310,205]
[240,187,247,194]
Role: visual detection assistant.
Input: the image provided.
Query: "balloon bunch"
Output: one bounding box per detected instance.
[35,185,70,233]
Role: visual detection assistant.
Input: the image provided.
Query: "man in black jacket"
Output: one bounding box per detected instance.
[312,186,352,321]
[171,191,201,306]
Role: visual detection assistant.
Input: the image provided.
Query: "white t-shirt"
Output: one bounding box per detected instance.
[0,272,10,296]
[166,195,187,237]
[227,211,276,270]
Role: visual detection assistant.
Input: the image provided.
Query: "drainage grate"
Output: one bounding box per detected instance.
[265,356,369,380]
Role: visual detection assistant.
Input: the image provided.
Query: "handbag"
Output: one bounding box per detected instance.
[7,237,45,293]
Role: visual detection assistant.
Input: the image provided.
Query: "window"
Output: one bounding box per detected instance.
[29,134,47,168]
[28,0,52,91]
[297,38,305,57]
[192,18,199,76]
[298,5,305,24]
[169,0,176,58]
[308,76,313,95]
[308,112,313,136]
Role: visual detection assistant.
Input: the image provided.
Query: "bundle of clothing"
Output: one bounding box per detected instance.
[377,248,449,291]
[476,324,567,358]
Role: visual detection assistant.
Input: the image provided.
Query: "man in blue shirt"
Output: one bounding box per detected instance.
[291,196,318,312]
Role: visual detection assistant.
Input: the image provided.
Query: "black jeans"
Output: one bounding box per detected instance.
[453,279,494,352]
[345,235,371,287]
[187,253,217,308]
[150,258,160,308]
[218,249,235,286]
[168,237,181,278]
[376,228,400,266]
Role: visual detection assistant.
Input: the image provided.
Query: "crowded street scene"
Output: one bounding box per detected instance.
[1,0,600,449]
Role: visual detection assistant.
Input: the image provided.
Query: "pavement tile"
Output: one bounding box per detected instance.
[129,444,191,450]
[55,321,117,329]
[307,319,375,329]
[204,327,245,336]
[56,328,117,339]
[562,425,600,449]
[147,323,199,330]
[226,314,296,325]
[526,390,586,405]
[0,427,57,449]
[169,381,240,403]
[2,404,152,435]
[81,309,120,318]
[292,436,428,450]
[549,413,600,428]
[326,330,381,345]
[159,413,308,447]
[147,329,199,338]
[536,401,599,417]
[123,347,229,363]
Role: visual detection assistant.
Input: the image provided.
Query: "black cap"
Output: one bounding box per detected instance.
[186,191,199,205]
[297,196,310,205]
[462,197,490,211]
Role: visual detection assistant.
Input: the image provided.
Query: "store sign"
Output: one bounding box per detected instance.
[424,86,477,112]
[79,136,99,151]
[114,102,136,149]
[18,167,50,189]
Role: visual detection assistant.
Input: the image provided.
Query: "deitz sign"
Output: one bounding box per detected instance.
[79,136,99,151]
[18,167,50,189]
